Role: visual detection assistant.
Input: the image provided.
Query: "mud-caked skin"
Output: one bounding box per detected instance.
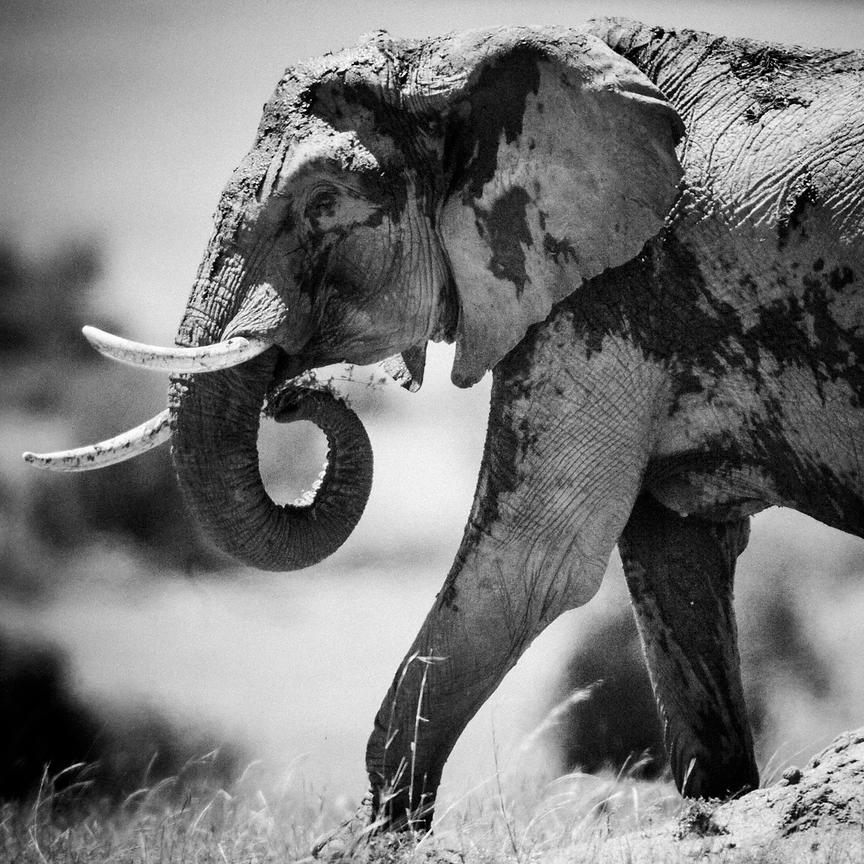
[161,16,864,832]
[588,19,864,531]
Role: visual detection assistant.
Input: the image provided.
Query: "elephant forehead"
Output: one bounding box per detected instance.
[276,134,381,188]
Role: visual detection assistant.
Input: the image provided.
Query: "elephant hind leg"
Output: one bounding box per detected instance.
[619,494,758,799]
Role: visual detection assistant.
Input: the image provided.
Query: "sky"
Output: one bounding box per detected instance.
[3,0,864,800]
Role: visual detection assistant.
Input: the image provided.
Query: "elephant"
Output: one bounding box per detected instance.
[24,17,864,831]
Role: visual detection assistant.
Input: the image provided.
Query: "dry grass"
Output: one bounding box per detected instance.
[0,755,344,864]
[3,752,864,864]
[1,686,862,863]
[0,738,677,864]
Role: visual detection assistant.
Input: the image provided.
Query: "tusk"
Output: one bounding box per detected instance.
[380,344,425,392]
[381,354,412,387]
[82,325,271,373]
[23,410,171,472]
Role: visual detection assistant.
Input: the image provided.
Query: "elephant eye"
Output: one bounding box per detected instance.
[305,186,339,221]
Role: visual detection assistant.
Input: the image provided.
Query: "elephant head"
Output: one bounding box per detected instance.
[24,27,683,571]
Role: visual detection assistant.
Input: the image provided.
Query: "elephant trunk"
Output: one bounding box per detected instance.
[168,216,373,571]
[169,353,373,571]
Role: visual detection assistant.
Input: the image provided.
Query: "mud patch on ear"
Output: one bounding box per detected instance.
[446,182,552,387]
[446,189,552,387]
[472,187,533,296]
[445,46,543,199]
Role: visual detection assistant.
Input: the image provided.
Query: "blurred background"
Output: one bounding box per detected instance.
[1,0,864,811]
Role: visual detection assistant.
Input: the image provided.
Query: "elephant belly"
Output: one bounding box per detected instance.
[645,424,864,535]
[643,458,773,523]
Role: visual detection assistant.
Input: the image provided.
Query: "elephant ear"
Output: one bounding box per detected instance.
[426,28,685,386]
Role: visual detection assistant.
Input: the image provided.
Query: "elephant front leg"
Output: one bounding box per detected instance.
[619,493,758,798]
[365,528,617,832]
[364,577,538,830]
[366,335,669,829]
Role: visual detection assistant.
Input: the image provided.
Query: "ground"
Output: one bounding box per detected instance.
[555,728,864,863]
[2,728,864,862]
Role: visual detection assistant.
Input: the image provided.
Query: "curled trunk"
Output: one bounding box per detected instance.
[169,349,373,571]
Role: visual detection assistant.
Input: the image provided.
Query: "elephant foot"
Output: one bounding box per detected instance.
[308,792,435,862]
[673,742,759,800]
[308,795,379,861]
[372,782,436,834]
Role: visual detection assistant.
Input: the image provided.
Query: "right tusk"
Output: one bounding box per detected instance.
[23,410,172,472]
[82,326,271,373]
[380,344,426,392]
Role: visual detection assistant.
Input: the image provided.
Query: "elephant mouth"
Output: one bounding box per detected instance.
[268,349,313,398]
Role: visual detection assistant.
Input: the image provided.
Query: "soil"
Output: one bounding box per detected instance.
[591,728,864,863]
[308,729,864,862]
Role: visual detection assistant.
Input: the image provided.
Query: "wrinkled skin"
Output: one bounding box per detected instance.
[168,19,863,829]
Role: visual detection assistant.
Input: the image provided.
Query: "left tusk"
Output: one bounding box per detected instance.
[82,326,271,373]
[23,410,172,472]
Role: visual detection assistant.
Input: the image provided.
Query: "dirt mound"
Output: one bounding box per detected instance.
[708,729,864,842]
[595,729,864,862]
